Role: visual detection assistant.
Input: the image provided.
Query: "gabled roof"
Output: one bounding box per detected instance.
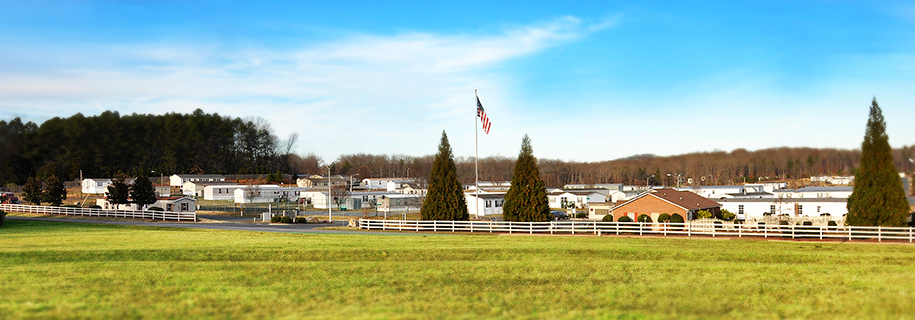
[173,174,225,179]
[613,188,720,211]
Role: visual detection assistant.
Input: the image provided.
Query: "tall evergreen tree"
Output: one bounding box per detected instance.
[847,98,909,226]
[42,174,67,206]
[22,176,43,205]
[130,175,158,210]
[503,135,551,222]
[420,131,468,221]
[106,172,130,209]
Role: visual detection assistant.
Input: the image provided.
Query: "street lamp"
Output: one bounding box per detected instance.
[668,173,681,189]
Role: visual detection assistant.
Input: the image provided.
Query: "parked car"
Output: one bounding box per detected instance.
[551,210,568,221]
[1,192,20,204]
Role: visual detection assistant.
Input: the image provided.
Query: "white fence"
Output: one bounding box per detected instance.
[359,219,915,243]
[1,204,196,222]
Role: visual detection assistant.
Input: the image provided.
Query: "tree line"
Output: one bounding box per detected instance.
[0,109,298,186]
[324,146,914,188]
[3,109,913,189]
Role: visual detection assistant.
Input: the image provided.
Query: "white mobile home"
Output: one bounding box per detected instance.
[82,178,112,194]
[464,191,506,217]
[170,174,226,187]
[717,197,848,220]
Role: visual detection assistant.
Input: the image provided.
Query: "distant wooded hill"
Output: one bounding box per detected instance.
[3,110,913,187]
[332,146,913,187]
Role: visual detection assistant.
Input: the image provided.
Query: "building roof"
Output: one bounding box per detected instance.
[651,188,720,209]
[614,188,720,211]
[552,190,604,196]
[173,174,225,179]
[717,197,847,203]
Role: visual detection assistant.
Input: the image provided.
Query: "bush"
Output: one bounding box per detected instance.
[657,213,670,223]
[637,214,652,223]
[697,210,712,219]
[720,209,735,221]
[575,213,587,219]
[271,215,282,223]
[0,209,6,227]
[295,217,308,224]
[828,220,838,231]
[617,216,632,223]
[713,221,723,229]
[601,214,613,222]
[88,205,102,209]
[148,206,164,211]
[670,214,684,223]
[280,216,293,223]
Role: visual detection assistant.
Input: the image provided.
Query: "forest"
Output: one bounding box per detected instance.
[2,110,913,188]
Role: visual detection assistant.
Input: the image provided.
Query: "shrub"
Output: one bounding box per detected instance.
[0,209,6,227]
[601,214,613,222]
[617,216,633,223]
[713,221,722,229]
[88,205,102,209]
[295,217,308,224]
[657,213,670,223]
[148,206,164,211]
[828,220,838,231]
[280,216,293,223]
[670,214,684,223]
[637,214,652,223]
[575,213,587,219]
[271,215,282,223]
[720,209,735,221]
[697,210,712,219]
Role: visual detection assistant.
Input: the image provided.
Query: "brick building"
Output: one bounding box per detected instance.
[612,188,720,221]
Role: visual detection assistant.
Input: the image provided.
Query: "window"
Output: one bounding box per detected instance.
[797,205,803,215]
[485,200,492,208]
[817,206,821,213]
[181,203,189,211]
[769,205,775,214]
[738,205,744,215]
[495,200,503,207]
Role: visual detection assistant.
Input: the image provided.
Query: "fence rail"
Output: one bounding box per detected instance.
[358,219,915,243]
[1,204,196,222]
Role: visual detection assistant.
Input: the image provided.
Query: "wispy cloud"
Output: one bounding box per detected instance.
[0,16,611,159]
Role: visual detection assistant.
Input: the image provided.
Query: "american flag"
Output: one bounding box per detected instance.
[476,95,491,134]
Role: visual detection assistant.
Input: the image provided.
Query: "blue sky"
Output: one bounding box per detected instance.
[1,1,913,162]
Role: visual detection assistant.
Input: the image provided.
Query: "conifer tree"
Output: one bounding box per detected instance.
[130,175,158,210]
[846,98,909,226]
[503,135,551,222]
[106,172,130,209]
[22,176,43,205]
[42,174,67,206]
[420,131,469,220]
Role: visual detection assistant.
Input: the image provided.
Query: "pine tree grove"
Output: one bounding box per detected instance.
[846,98,909,226]
[420,131,469,221]
[503,135,551,222]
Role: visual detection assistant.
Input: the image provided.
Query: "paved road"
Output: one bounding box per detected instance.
[7,216,434,236]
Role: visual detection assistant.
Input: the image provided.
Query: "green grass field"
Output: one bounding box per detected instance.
[1,219,914,319]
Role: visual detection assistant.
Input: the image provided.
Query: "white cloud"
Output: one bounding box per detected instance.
[0,16,611,161]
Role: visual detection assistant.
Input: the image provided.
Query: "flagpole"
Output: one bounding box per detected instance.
[474,89,480,219]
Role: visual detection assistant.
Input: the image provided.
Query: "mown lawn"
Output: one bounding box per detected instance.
[1,219,913,319]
